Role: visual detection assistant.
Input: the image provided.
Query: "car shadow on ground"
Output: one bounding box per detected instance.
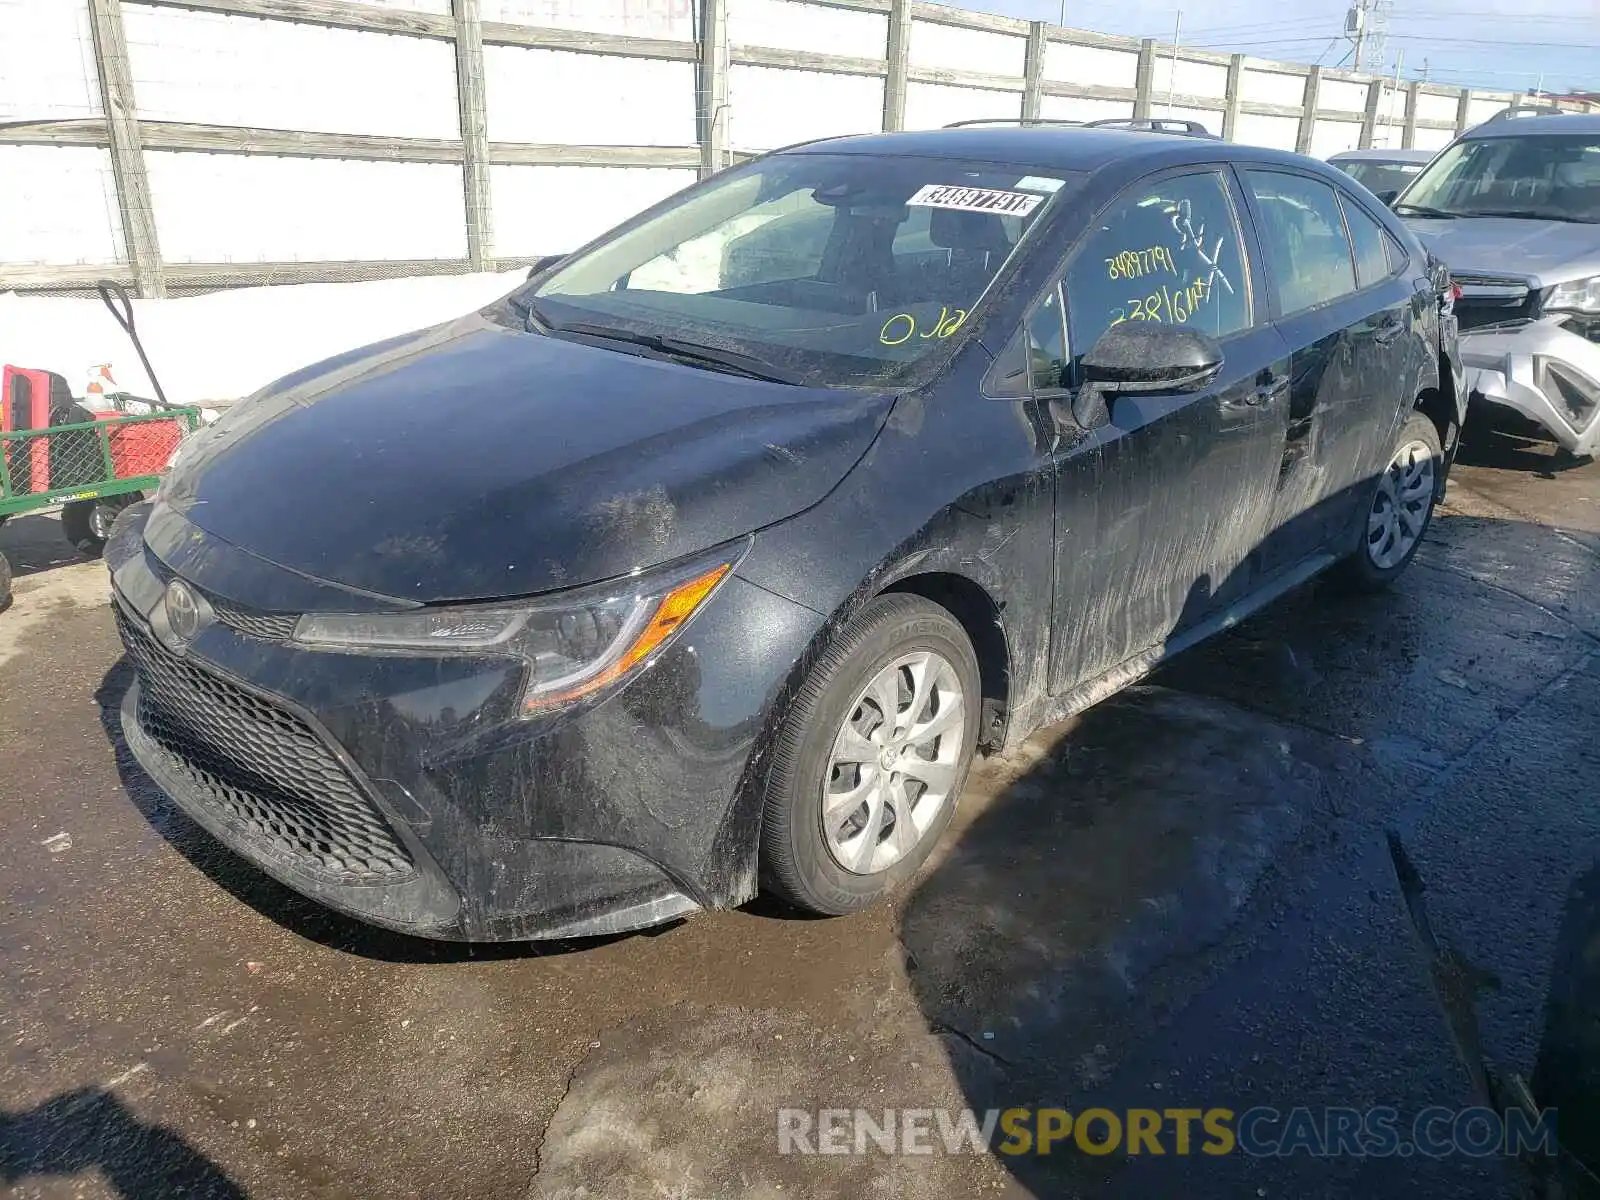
[1456,410,1593,478]
[898,498,1600,1197]
[0,511,91,578]
[1,1087,246,1200]
[1531,855,1600,1197]
[90,658,650,964]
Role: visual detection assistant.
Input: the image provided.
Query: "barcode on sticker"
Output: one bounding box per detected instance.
[906,185,1043,217]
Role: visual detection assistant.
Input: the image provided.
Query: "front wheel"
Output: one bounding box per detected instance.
[760,594,981,916]
[1333,412,1442,591]
[0,551,12,614]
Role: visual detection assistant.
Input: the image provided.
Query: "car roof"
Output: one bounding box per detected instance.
[1328,148,1435,163]
[1464,112,1600,140]
[781,125,1328,176]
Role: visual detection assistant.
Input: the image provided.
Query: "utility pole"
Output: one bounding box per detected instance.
[1347,0,1367,71]
[1167,9,1181,115]
[1345,0,1389,73]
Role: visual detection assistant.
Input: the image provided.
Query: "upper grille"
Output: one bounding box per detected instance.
[117,605,415,884]
[210,598,299,641]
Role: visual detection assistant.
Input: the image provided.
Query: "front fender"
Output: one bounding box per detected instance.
[731,352,1059,752]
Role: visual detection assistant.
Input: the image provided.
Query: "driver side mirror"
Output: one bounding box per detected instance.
[1071,322,1224,429]
[1374,188,1400,206]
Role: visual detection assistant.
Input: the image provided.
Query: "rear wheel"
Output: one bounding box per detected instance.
[1333,411,1442,591]
[61,493,139,558]
[760,594,981,915]
[0,551,12,614]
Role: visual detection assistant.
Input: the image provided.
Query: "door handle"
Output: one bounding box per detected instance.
[1374,316,1405,345]
[1222,377,1286,410]
[1251,376,1290,406]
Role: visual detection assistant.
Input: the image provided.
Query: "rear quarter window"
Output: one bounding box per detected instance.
[1339,194,1394,289]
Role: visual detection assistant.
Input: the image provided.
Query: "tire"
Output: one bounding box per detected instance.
[0,551,11,614]
[760,594,982,915]
[1333,411,1443,592]
[61,494,137,558]
[61,499,101,557]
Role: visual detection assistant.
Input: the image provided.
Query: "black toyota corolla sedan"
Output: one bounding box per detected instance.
[108,124,1465,941]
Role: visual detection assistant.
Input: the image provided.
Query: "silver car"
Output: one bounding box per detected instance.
[1395,111,1600,458]
[1328,148,1435,200]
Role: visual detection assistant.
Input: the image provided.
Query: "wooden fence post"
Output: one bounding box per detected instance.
[1296,66,1322,154]
[453,0,493,269]
[1022,22,1047,122]
[1133,38,1155,120]
[883,0,912,131]
[1221,53,1243,142]
[697,0,729,176]
[1359,77,1383,149]
[87,0,164,297]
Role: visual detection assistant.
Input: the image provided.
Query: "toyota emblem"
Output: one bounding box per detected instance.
[165,579,202,644]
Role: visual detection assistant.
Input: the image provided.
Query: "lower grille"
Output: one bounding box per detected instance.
[116,605,415,883]
[1457,300,1536,332]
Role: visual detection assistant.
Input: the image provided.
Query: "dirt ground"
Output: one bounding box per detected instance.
[3,420,1598,1199]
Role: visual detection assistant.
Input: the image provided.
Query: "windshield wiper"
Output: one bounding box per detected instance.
[1393,203,1463,219]
[1465,208,1599,223]
[547,320,803,385]
[512,291,555,331]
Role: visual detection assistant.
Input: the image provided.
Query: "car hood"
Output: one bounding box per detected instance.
[1403,216,1600,286]
[160,311,894,604]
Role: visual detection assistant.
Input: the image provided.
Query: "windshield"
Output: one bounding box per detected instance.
[525,153,1073,387]
[1336,159,1426,196]
[1395,134,1600,222]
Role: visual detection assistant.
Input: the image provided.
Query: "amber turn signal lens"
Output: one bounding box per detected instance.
[527,562,732,710]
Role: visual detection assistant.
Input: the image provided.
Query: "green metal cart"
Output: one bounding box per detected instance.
[0,405,202,612]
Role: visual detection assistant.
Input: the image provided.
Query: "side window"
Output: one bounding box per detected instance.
[1244,170,1357,314]
[1064,170,1252,357]
[1383,230,1410,274]
[1340,194,1392,289]
[1027,286,1069,391]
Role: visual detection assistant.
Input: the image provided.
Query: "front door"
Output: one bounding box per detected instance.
[1043,167,1290,695]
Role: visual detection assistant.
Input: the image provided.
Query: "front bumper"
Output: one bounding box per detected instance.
[107,505,822,941]
[1460,316,1600,457]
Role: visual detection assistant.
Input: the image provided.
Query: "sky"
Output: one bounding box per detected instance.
[954,0,1600,94]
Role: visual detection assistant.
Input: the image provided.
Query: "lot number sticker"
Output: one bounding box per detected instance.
[907,185,1044,217]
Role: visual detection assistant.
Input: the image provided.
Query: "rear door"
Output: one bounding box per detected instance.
[1338,187,1434,446]
[1043,166,1292,695]
[1240,168,1420,572]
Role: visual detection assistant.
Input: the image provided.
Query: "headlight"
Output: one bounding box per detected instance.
[1546,276,1600,314]
[291,543,745,713]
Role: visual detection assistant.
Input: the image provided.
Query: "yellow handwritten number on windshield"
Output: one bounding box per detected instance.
[880,307,968,346]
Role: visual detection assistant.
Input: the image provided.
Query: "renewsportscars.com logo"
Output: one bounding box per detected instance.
[777,1105,1558,1158]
